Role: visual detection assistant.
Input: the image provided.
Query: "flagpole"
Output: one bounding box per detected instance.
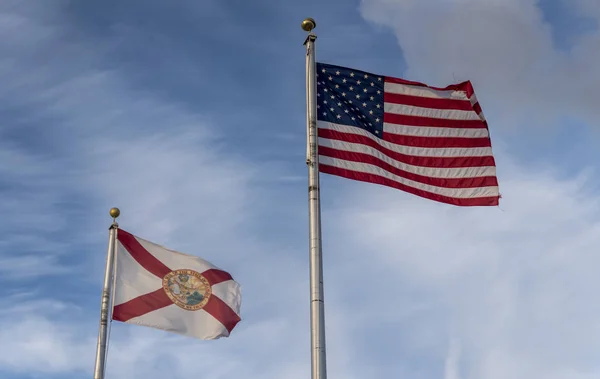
[93,207,120,379]
[302,18,328,379]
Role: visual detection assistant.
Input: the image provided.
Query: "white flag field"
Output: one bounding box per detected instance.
[111,229,242,340]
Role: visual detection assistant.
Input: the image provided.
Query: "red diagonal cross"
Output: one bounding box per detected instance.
[112,230,240,333]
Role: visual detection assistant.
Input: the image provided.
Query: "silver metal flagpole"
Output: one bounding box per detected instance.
[302,18,328,379]
[93,207,120,379]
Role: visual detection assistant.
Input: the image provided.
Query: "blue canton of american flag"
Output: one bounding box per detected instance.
[315,62,500,207]
[317,63,384,138]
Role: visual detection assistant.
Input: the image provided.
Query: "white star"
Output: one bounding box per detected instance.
[374,130,379,134]
[363,88,368,93]
[336,70,340,75]
[328,76,333,80]
[335,84,339,89]
[341,92,346,97]
[330,107,334,112]
[375,118,380,122]
[324,88,328,92]
[355,94,360,99]
[364,74,368,79]
[370,96,374,101]
[330,95,335,99]
[342,78,347,83]
[350,72,355,77]
[322,112,327,116]
[362,102,367,107]
[336,114,341,119]
[357,80,362,85]
[351,116,355,120]
[349,86,354,91]
[317,105,320,109]
[376,104,381,108]
[377,77,382,81]
[370,82,375,87]
[344,109,349,113]
[323,100,328,104]
[321,68,326,73]
[369,110,374,115]
[337,102,342,106]
[376,90,381,95]
[317,93,320,97]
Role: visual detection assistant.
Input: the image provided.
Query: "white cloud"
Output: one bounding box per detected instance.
[0,141,77,277]
[3,1,600,379]
[0,3,317,379]
[0,1,263,280]
[0,284,317,378]
[358,0,599,127]
[318,148,600,378]
[350,2,600,376]
[444,338,461,379]
[0,294,92,374]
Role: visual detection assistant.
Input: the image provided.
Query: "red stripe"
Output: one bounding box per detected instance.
[203,295,241,333]
[384,92,475,111]
[384,113,485,129]
[463,81,475,99]
[318,129,496,168]
[319,147,498,189]
[320,164,499,206]
[117,229,172,279]
[384,132,491,149]
[112,289,173,322]
[201,269,233,286]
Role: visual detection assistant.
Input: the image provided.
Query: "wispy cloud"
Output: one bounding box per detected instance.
[444,338,461,379]
[0,3,313,378]
[1,1,599,379]
[359,0,599,127]
[320,150,600,378]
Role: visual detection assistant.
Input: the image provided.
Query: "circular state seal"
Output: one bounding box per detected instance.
[162,269,212,311]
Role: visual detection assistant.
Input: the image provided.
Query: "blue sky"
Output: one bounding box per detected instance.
[1,0,599,378]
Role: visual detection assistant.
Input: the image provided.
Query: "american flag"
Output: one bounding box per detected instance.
[316,62,500,206]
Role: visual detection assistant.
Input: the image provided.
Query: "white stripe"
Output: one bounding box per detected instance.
[469,94,487,121]
[318,122,493,157]
[383,123,489,138]
[384,82,470,100]
[319,138,496,178]
[320,156,499,199]
[384,103,480,121]
[470,94,478,106]
[469,94,488,122]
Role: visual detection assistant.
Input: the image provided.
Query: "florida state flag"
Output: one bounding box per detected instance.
[111,229,241,339]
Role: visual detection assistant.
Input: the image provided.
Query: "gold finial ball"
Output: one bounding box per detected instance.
[109,207,120,219]
[301,18,316,32]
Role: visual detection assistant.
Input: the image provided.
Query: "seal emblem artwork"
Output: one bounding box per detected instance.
[162,269,212,311]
